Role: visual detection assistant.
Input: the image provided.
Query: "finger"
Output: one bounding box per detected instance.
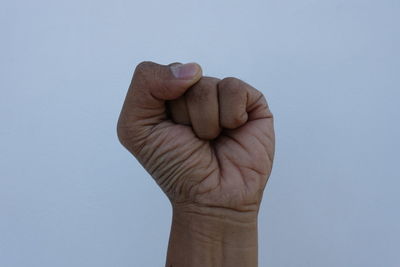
[168,62,183,67]
[218,77,272,129]
[118,61,202,131]
[167,96,191,125]
[186,77,221,140]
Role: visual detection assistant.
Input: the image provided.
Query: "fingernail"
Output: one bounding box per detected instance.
[170,63,200,79]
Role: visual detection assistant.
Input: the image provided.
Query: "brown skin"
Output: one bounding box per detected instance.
[117,61,275,267]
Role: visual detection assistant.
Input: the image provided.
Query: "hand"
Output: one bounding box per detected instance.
[117,61,275,266]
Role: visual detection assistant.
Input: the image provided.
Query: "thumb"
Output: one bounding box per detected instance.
[132,61,202,102]
[117,61,202,145]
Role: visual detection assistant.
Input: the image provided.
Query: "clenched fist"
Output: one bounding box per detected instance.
[117,61,275,267]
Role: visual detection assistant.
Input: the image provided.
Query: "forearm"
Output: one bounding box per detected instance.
[166,205,259,267]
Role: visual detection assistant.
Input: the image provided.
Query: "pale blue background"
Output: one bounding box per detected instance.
[1,0,399,266]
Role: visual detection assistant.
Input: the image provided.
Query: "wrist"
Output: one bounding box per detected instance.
[166,203,259,267]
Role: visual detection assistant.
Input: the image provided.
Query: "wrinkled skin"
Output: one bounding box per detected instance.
[117,61,275,218]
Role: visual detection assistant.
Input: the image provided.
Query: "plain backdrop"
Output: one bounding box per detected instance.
[1,0,399,266]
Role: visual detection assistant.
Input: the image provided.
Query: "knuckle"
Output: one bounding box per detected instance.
[135,61,154,72]
[187,78,216,101]
[134,61,156,80]
[191,84,209,99]
[219,77,241,91]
